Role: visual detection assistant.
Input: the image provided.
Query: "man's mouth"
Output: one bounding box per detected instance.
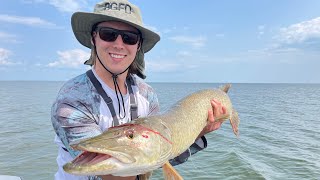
[110,53,125,59]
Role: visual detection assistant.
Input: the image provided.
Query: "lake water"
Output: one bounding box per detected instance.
[0,81,319,180]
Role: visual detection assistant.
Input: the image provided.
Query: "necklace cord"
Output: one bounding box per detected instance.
[95,46,129,119]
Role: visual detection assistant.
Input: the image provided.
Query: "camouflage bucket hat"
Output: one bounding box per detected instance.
[71,0,160,78]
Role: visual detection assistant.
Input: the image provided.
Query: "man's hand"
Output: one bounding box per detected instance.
[197,99,226,139]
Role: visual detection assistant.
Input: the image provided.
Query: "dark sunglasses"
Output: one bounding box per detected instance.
[95,27,140,45]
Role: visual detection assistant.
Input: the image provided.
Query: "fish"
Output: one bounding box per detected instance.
[63,84,240,179]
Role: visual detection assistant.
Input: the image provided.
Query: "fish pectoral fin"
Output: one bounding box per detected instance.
[162,161,184,180]
[230,108,240,137]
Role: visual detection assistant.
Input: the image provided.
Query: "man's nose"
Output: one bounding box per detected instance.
[113,35,125,45]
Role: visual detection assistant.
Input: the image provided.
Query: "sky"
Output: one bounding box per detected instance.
[1,0,320,83]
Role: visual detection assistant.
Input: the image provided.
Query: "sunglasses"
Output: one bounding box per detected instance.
[95,27,140,45]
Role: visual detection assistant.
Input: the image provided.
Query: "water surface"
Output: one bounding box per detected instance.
[0,82,319,179]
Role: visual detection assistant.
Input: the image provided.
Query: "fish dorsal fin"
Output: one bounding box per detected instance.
[219,84,232,93]
[162,161,184,180]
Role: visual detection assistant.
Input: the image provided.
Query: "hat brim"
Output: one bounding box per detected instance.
[71,12,160,53]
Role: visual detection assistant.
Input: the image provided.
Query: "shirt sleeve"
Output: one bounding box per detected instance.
[147,88,160,116]
[51,76,102,158]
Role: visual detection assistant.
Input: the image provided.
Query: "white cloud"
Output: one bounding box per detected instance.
[23,0,88,12]
[163,27,178,34]
[169,35,206,48]
[146,58,199,73]
[163,29,172,34]
[163,27,191,35]
[146,61,180,72]
[253,17,320,59]
[215,33,225,38]
[144,24,161,36]
[47,0,87,12]
[0,32,15,38]
[0,14,58,28]
[48,49,90,68]
[258,25,265,35]
[177,51,191,57]
[0,31,19,43]
[220,45,320,65]
[0,48,14,65]
[277,17,320,44]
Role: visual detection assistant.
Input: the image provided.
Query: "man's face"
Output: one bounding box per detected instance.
[93,21,140,75]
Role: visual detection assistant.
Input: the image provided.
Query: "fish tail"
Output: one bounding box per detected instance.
[219,84,232,93]
[230,108,240,137]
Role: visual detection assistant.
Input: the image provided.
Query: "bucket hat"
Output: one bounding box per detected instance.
[71,0,160,78]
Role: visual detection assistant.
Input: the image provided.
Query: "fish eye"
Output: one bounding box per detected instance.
[128,134,133,139]
[126,130,134,139]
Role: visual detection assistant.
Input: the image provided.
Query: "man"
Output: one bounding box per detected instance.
[51,0,226,179]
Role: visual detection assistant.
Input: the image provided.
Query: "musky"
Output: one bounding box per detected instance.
[1,1,320,83]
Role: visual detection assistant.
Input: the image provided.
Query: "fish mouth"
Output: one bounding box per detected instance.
[63,147,136,175]
[63,151,116,175]
[71,144,137,165]
[71,151,112,166]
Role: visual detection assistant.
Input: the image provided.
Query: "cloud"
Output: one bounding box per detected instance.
[176,51,192,58]
[0,14,58,28]
[277,17,320,44]
[258,25,265,35]
[47,0,87,12]
[0,31,19,43]
[146,61,180,73]
[23,0,88,12]
[164,26,192,33]
[249,16,320,57]
[169,35,206,48]
[0,48,14,65]
[163,27,179,34]
[215,33,225,38]
[144,24,161,36]
[146,58,198,73]
[48,49,90,68]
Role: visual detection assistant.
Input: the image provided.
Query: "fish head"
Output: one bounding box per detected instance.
[63,119,172,176]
